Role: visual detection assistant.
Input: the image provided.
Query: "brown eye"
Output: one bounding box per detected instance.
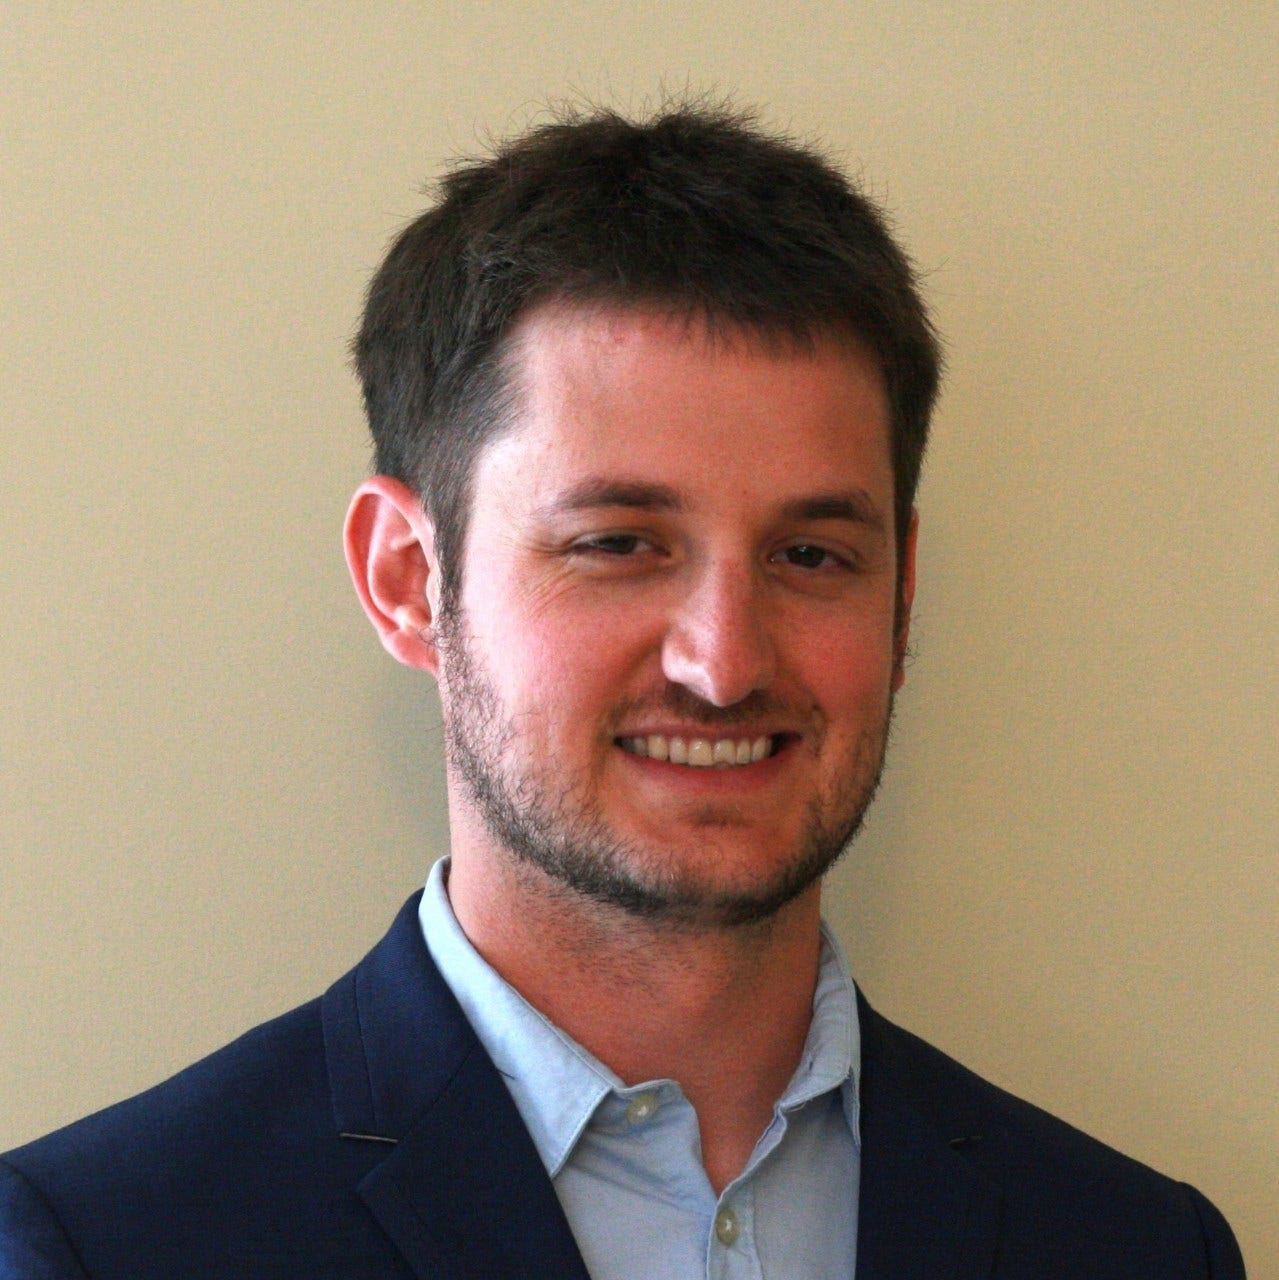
[570,533,656,560]
[783,544,830,569]
[589,535,642,555]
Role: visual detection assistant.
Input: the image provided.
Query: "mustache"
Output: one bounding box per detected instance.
[608,684,806,732]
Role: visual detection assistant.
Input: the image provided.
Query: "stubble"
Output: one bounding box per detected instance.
[436,613,893,930]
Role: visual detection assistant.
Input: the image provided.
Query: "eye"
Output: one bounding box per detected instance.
[777,543,842,570]
[577,533,646,556]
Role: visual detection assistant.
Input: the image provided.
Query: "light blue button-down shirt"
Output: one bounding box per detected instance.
[419,859,861,1279]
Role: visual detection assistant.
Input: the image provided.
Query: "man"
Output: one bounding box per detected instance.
[0,105,1244,1278]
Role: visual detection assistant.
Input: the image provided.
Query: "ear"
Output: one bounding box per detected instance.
[344,476,444,674]
[892,508,918,692]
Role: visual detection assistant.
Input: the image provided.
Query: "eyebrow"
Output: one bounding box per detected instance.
[534,479,684,519]
[535,478,885,529]
[779,490,886,529]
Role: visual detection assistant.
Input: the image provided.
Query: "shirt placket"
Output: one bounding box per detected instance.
[707,1179,761,1280]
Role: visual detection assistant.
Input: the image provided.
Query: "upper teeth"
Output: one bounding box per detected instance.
[620,735,772,766]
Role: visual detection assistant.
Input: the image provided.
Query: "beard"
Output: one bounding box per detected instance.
[436,614,894,930]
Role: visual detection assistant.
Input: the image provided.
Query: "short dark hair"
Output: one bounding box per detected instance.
[354,103,941,606]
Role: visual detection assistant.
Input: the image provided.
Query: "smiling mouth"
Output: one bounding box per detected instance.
[617,734,781,767]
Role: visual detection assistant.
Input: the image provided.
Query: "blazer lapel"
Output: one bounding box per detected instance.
[323,893,591,1280]
[358,1044,592,1280]
[855,993,1001,1280]
[325,900,1002,1279]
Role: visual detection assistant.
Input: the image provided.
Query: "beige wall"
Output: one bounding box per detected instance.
[3,4,1274,1270]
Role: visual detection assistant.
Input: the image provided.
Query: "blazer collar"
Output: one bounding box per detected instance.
[854,989,1002,1280]
[321,892,591,1280]
[321,897,1000,1280]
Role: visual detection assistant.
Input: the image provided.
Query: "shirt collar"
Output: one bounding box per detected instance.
[784,916,862,1142]
[418,857,861,1177]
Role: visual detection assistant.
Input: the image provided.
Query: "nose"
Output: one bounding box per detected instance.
[660,560,776,707]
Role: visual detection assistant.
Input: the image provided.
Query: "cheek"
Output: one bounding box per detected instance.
[486,614,633,735]
[489,582,659,704]
[788,612,899,713]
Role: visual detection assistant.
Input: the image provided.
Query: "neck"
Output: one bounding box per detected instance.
[446,846,824,1194]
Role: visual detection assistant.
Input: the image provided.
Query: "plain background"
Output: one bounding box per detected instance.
[3,4,1275,1272]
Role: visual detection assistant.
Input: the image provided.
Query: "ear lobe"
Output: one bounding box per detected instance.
[892,509,919,692]
[344,476,442,674]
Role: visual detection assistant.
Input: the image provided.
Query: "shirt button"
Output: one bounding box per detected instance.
[624,1092,659,1125]
[714,1206,740,1246]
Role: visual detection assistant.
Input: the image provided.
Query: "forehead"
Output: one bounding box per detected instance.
[479,302,893,514]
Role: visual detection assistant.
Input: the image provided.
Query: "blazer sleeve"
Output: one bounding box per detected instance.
[1184,1182,1247,1280]
[0,1161,91,1280]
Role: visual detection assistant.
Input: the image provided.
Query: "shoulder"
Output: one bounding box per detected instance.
[1,998,335,1243]
[0,896,450,1280]
[857,994,1245,1277]
[862,995,1181,1186]
[2,892,438,1199]
[5,995,326,1182]
[0,895,471,1278]
[0,993,401,1279]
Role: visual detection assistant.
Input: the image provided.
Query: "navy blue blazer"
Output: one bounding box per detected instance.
[1,894,1245,1278]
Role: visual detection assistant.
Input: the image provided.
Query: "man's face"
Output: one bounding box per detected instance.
[436,303,912,928]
